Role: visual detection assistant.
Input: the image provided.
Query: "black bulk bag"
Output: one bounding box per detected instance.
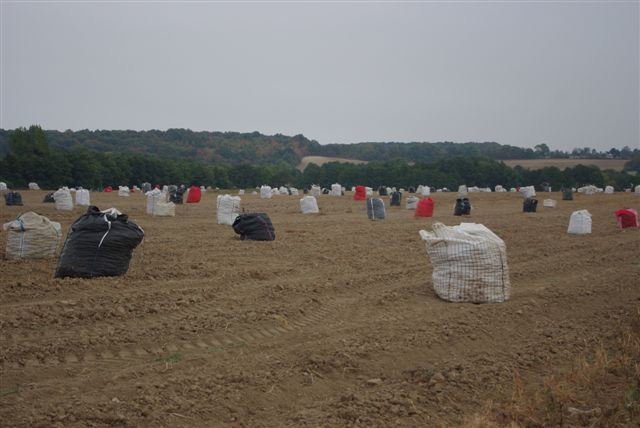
[232,213,275,241]
[4,191,23,206]
[378,186,388,196]
[303,188,309,194]
[322,188,330,195]
[408,186,416,193]
[562,188,573,201]
[43,192,55,203]
[366,197,386,220]
[390,191,402,206]
[54,206,144,278]
[169,191,183,204]
[454,198,471,216]
[523,198,538,213]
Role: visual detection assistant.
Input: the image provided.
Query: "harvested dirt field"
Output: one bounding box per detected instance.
[297,156,368,171]
[1,190,639,427]
[502,158,628,171]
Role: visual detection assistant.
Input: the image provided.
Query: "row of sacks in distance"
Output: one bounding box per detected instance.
[1,206,277,277]
[5,208,637,303]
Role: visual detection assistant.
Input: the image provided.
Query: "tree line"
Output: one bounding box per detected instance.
[1,126,638,191]
[2,126,636,167]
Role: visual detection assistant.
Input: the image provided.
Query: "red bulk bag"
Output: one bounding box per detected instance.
[354,185,367,201]
[103,186,113,193]
[615,208,639,229]
[415,197,434,217]
[187,186,202,203]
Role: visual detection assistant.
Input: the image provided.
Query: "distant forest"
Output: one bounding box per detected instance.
[1,126,638,191]
[1,127,636,167]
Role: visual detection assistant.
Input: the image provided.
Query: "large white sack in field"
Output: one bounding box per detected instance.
[604,186,614,194]
[300,196,319,214]
[418,185,430,196]
[330,183,342,196]
[217,195,241,225]
[543,199,557,208]
[279,186,289,195]
[260,185,273,199]
[118,186,130,197]
[238,189,245,195]
[419,222,510,303]
[0,182,7,191]
[310,185,321,197]
[53,187,73,211]
[635,185,640,194]
[406,196,419,210]
[28,182,40,190]
[567,210,592,234]
[146,189,163,214]
[290,188,299,196]
[3,212,61,259]
[520,186,536,199]
[458,185,468,197]
[75,189,91,206]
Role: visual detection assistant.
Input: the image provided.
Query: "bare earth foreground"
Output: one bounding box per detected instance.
[1,190,638,427]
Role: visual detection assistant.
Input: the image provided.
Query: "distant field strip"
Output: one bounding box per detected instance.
[297,156,368,171]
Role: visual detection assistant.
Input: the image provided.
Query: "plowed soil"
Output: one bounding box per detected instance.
[1,190,638,427]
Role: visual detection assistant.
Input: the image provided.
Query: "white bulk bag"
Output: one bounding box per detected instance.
[604,186,614,194]
[28,182,40,190]
[53,187,74,211]
[310,185,321,197]
[366,187,373,197]
[543,199,557,208]
[154,201,175,217]
[330,183,342,196]
[0,182,6,191]
[510,188,516,192]
[406,196,419,210]
[3,212,62,259]
[290,188,299,196]
[300,196,319,214]
[75,189,91,206]
[458,185,468,197]
[118,186,130,197]
[495,185,504,192]
[279,186,289,195]
[146,189,163,215]
[419,222,510,303]
[520,186,536,199]
[260,185,273,199]
[238,189,245,195]
[217,195,241,225]
[568,210,592,234]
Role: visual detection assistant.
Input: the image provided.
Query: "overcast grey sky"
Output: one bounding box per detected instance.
[1,1,638,151]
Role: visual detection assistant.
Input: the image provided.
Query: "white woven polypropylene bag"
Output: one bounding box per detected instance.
[330,184,342,196]
[567,210,592,234]
[543,199,557,208]
[419,222,511,303]
[118,186,130,197]
[300,196,319,214]
[53,188,74,211]
[75,189,91,206]
[260,185,272,199]
[406,196,419,210]
[217,195,241,224]
[3,212,62,259]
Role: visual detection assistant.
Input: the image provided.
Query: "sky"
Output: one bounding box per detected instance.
[1,1,638,151]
